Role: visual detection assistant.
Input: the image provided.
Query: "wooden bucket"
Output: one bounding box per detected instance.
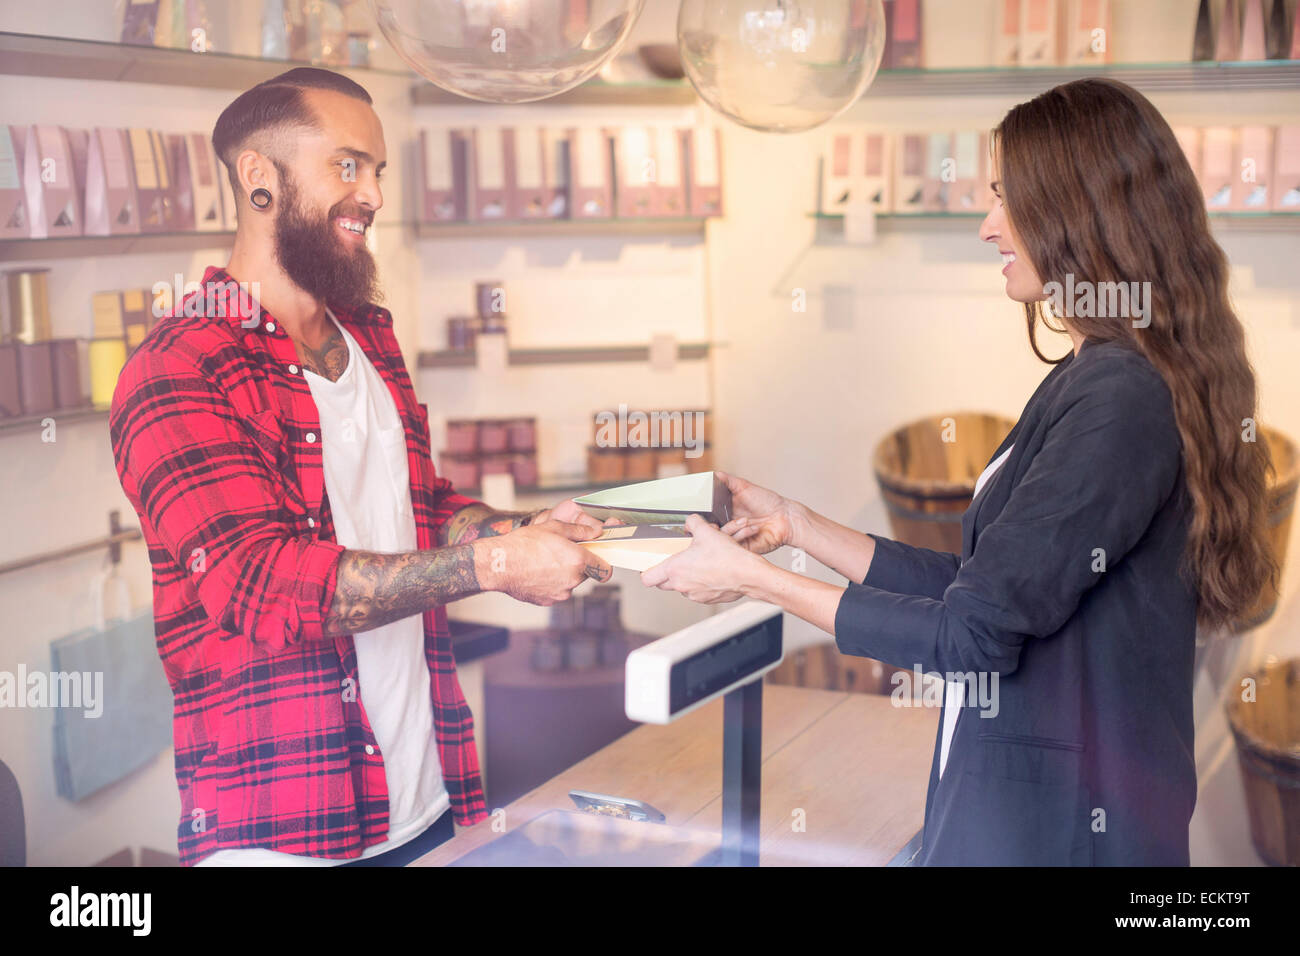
[872,412,1017,554]
[1225,658,1300,866]
[1230,426,1299,632]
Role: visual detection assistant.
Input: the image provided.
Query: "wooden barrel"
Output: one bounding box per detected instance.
[872,412,1017,553]
[1225,658,1300,866]
[1229,426,1299,632]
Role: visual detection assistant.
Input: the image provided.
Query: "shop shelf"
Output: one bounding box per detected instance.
[0,30,408,89]
[863,59,1300,97]
[5,31,1298,102]
[0,219,416,263]
[415,218,710,238]
[412,75,697,106]
[0,230,235,263]
[418,342,714,369]
[807,210,1300,232]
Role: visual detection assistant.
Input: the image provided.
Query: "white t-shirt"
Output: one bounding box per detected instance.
[938,442,1014,781]
[198,309,449,866]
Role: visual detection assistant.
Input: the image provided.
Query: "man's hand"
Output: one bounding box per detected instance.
[478,519,613,606]
[531,498,616,532]
[715,470,803,555]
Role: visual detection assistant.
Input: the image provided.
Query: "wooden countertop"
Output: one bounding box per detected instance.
[411,684,938,867]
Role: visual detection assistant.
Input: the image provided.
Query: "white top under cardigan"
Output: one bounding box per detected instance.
[937,442,1014,780]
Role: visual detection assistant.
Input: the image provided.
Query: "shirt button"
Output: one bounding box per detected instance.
[265,321,276,333]
[307,517,315,528]
[365,745,375,755]
[289,364,299,374]
[306,432,317,443]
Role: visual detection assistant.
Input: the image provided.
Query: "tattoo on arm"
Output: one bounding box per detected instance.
[324,545,481,637]
[441,503,539,546]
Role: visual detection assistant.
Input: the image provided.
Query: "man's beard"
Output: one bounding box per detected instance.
[272,172,383,313]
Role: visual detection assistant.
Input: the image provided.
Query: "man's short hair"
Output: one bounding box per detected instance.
[212,67,373,215]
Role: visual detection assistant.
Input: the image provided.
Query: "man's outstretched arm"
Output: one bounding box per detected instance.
[324,542,484,637]
[325,519,613,637]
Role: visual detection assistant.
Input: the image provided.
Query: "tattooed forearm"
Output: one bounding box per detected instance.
[324,544,482,637]
[441,503,539,546]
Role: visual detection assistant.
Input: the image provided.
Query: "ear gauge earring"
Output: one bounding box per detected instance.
[250,187,272,210]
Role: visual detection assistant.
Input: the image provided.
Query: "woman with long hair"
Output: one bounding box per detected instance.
[643,77,1278,866]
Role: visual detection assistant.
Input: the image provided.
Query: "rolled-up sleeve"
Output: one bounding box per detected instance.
[862,533,961,599]
[835,363,1181,678]
[432,471,481,518]
[111,347,345,651]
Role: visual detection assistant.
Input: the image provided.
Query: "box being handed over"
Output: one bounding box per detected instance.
[574,471,733,572]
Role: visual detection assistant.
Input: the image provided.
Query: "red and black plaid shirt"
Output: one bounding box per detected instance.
[110,265,488,865]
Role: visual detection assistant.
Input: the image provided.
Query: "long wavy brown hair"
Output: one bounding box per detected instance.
[993,77,1277,633]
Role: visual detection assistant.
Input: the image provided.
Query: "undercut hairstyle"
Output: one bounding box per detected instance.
[211,67,373,216]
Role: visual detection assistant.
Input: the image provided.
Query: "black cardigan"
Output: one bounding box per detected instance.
[835,337,1197,866]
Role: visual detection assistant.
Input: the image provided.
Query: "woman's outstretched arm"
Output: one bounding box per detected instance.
[648,361,1182,677]
[720,471,961,597]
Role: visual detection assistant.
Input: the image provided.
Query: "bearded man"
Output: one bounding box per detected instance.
[110,67,611,867]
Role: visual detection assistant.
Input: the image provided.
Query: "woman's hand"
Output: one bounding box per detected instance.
[715,470,803,555]
[641,514,767,604]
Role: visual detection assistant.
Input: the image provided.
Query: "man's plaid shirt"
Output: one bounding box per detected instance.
[110,265,488,865]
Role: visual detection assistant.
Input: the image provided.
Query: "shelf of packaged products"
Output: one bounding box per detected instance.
[0,29,689,104]
[411,60,1300,106]
[418,341,714,369]
[0,30,408,89]
[414,217,711,238]
[0,406,107,437]
[807,210,1300,232]
[4,31,1298,101]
